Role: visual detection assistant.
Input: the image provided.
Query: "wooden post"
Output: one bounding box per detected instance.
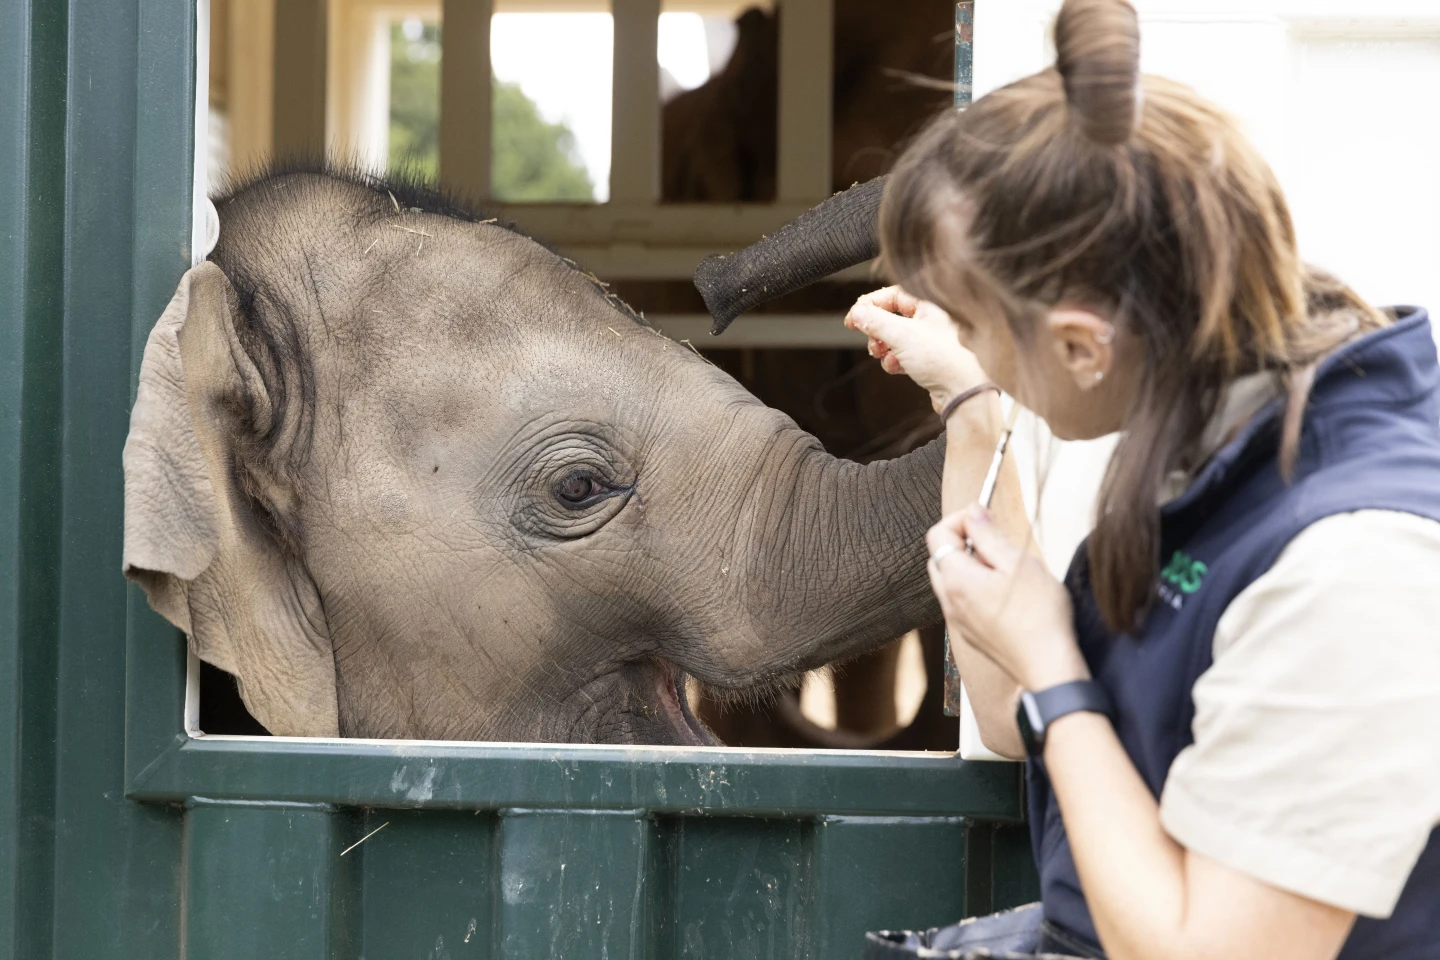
[440,0,493,199]
[609,0,661,203]
[227,0,274,174]
[777,0,832,202]
[272,0,327,160]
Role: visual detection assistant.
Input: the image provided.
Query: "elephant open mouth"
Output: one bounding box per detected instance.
[656,660,717,746]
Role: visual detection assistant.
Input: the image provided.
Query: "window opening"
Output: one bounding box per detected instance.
[384,13,609,201]
[189,0,955,754]
[490,12,612,201]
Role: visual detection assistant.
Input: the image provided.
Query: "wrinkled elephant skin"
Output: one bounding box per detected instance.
[122,171,943,745]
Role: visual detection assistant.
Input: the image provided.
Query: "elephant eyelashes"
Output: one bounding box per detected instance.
[515,427,637,539]
[553,470,620,509]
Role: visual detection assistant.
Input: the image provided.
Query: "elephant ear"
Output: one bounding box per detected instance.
[123,262,340,737]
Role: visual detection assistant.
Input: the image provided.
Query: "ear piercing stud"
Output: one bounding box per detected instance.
[1094,371,1105,383]
[1096,323,1116,345]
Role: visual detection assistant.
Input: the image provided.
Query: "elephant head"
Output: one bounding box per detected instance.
[124,170,936,745]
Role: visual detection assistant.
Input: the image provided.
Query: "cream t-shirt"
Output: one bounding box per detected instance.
[1152,378,1440,918]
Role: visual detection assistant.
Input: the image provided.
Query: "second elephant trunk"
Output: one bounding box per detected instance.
[694,176,887,334]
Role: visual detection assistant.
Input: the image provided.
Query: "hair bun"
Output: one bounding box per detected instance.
[1055,0,1142,146]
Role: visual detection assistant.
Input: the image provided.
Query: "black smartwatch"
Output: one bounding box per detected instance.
[1015,680,1114,759]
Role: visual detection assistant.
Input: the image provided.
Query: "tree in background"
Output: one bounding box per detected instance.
[389,21,595,201]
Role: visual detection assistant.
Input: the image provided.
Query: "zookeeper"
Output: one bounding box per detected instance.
[844,0,1440,957]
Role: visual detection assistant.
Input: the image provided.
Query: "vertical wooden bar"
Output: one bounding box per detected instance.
[440,0,494,199]
[272,0,327,159]
[227,0,275,173]
[610,0,661,203]
[777,0,833,202]
[328,3,392,175]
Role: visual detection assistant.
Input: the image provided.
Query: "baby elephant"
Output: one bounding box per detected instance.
[123,169,943,745]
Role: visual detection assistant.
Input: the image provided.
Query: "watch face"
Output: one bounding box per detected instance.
[1016,692,1045,758]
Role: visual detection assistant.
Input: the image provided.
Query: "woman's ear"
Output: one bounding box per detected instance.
[1046,307,1116,390]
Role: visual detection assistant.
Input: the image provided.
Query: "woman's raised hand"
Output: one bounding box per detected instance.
[926,506,1089,692]
[844,287,989,413]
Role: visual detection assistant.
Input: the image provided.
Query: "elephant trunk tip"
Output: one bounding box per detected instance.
[692,176,890,339]
[694,254,742,335]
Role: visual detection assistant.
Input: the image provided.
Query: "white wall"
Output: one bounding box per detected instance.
[974,0,1440,574]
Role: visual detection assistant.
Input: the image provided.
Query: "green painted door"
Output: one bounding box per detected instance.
[0,2,1036,957]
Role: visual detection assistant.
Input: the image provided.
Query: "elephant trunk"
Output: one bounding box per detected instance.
[704,432,945,685]
[694,176,888,334]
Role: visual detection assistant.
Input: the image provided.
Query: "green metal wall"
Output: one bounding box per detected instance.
[0,1,1036,956]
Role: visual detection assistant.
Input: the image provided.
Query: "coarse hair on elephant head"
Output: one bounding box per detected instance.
[123,166,946,745]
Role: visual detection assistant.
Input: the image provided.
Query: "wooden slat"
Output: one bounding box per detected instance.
[330,0,770,14]
[440,0,494,198]
[327,1,393,173]
[777,0,832,202]
[609,0,662,203]
[226,0,275,173]
[498,200,813,244]
[652,314,866,348]
[553,245,876,281]
[272,0,328,159]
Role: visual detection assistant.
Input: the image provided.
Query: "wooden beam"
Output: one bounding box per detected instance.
[609,0,662,203]
[272,0,328,159]
[777,0,832,202]
[652,314,866,348]
[440,0,494,199]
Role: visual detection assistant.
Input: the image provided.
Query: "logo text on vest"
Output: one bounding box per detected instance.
[1157,550,1207,610]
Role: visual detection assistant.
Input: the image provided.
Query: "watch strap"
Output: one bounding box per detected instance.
[1032,679,1114,727]
[1018,679,1114,760]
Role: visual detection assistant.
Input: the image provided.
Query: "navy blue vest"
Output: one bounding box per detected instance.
[1032,310,1440,959]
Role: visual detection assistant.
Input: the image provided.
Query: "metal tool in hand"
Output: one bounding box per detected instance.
[966,401,1021,551]
[941,402,1022,717]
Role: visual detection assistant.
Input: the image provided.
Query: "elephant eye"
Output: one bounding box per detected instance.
[554,470,609,507]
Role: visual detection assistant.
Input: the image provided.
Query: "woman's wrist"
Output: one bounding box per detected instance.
[940,386,1003,433]
[938,382,1001,425]
[928,356,998,412]
[928,378,966,413]
[1019,643,1091,692]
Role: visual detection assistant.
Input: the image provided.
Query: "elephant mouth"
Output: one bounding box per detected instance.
[656,660,717,747]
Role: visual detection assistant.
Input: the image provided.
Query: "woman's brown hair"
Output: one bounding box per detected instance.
[881,0,1387,632]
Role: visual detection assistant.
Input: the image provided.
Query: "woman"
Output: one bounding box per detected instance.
[847,1,1440,958]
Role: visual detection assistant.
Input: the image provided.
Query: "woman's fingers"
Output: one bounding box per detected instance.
[859,285,917,317]
[958,506,1023,572]
[926,539,999,628]
[927,517,988,594]
[848,301,898,340]
[926,512,967,553]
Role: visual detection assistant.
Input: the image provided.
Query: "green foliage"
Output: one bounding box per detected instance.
[388,21,596,201]
[388,22,442,180]
[490,80,595,201]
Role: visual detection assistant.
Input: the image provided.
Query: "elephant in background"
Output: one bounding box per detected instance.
[662,0,955,203]
[122,168,944,744]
